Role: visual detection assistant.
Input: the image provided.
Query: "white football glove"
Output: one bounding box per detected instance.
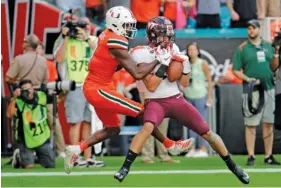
[182,56,191,74]
[155,46,172,66]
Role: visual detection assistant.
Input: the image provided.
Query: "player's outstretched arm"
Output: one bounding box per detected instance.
[110,48,159,80]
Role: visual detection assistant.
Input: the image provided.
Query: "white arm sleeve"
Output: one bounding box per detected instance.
[130,49,148,65]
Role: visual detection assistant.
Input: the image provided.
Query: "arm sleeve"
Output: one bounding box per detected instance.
[232,47,243,71]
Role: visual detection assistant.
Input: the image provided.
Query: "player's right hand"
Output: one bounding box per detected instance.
[155,46,172,66]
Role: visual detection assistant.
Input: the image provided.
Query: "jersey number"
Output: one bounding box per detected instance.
[32,123,44,137]
[70,60,89,72]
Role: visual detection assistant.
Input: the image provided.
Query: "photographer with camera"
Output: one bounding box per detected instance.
[270,32,281,131]
[54,16,104,168]
[7,80,55,169]
[6,34,48,90]
[232,19,280,166]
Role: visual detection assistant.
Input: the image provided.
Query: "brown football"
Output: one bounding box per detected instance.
[167,60,183,82]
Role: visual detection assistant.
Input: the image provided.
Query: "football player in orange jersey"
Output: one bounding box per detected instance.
[64,6,194,174]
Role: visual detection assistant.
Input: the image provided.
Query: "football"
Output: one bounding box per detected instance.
[167,60,183,82]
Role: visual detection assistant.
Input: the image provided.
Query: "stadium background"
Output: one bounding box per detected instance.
[1,0,281,187]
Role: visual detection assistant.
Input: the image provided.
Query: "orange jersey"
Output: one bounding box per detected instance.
[164,2,177,22]
[131,0,161,23]
[46,60,58,82]
[85,0,101,7]
[85,29,129,89]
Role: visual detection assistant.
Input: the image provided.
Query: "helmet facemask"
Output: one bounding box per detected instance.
[123,22,137,39]
[156,24,175,49]
[146,17,175,49]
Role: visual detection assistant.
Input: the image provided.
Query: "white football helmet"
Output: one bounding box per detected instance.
[106,6,137,39]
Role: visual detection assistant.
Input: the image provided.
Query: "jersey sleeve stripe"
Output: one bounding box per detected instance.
[107,43,128,50]
[108,39,128,47]
[98,89,142,112]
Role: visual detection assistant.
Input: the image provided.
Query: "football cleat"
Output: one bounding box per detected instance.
[231,165,250,184]
[114,167,129,183]
[167,138,195,156]
[64,146,80,174]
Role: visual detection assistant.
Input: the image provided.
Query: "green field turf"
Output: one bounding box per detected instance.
[1,155,281,187]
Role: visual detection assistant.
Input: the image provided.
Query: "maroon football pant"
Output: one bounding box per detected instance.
[143,93,210,136]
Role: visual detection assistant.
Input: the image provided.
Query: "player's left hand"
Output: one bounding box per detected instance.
[76,27,89,41]
[155,46,172,66]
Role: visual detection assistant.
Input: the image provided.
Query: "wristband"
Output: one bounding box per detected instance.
[155,64,168,78]
[182,63,191,74]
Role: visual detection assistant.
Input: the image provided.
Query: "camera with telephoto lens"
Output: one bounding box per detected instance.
[64,9,87,38]
[272,31,281,48]
[20,88,30,101]
[40,80,76,94]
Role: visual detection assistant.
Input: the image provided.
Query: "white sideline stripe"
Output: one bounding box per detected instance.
[2,168,281,177]
[4,187,279,188]
[2,187,279,188]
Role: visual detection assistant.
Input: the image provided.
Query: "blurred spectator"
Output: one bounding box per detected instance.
[232,20,280,166]
[85,0,106,26]
[215,64,242,85]
[176,0,196,29]
[131,0,162,29]
[56,0,86,17]
[257,0,281,20]
[196,0,222,28]
[6,34,48,90]
[183,43,212,158]
[7,80,54,169]
[63,14,103,37]
[53,17,104,167]
[270,18,281,42]
[269,41,280,130]
[37,43,66,158]
[163,0,195,28]
[226,0,257,28]
[112,68,135,96]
